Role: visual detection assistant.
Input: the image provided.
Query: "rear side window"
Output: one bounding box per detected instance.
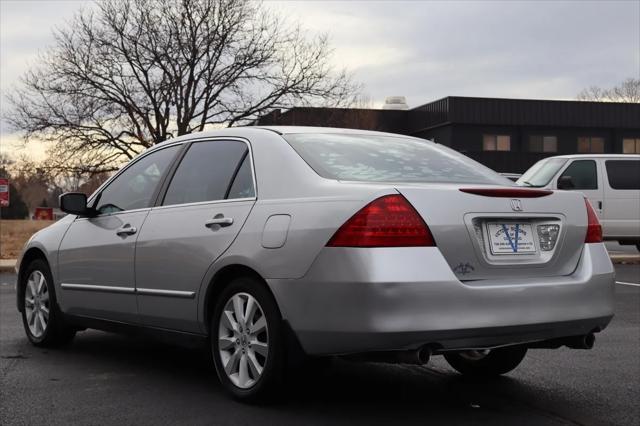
[605,160,640,190]
[559,160,598,190]
[284,133,509,185]
[163,141,251,206]
[227,155,255,199]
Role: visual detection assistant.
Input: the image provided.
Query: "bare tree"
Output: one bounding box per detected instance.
[577,77,640,103]
[6,0,359,174]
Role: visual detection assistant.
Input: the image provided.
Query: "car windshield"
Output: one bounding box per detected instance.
[284,133,511,185]
[517,158,568,187]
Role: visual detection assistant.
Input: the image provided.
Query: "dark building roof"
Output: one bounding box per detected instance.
[410,96,640,132]
[256,97,640,135]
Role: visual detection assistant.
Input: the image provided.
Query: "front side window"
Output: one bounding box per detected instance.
[483,134,511,151]
[285,133,510,185]
[93,145,180,214]
[559,160,598,190]
[622,138,640,154]
[577,136,605,153]
[605,160,640,190]
[163,140,252,206]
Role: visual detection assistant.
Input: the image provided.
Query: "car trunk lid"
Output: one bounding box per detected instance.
[395,184,588,281]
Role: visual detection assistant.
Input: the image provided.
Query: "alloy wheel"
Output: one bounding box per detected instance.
[24,270,50,338]
[217,292,269,389]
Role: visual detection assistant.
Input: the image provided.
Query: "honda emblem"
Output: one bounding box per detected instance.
[510,199,523,211]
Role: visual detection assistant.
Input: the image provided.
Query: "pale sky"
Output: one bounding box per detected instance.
[1,0,639,160]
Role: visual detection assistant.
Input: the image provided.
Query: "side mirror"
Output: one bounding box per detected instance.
[59,192,95,217]
[557,175,575,190]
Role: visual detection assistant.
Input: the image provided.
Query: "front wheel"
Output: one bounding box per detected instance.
[20,258,76,346]
[444,346,527,377]
[211,276,284,402]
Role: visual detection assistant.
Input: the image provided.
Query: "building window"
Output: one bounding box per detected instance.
[577,136,604,153]
[622,138,640,154]
[483,135,511,151]
[529,135,557,153]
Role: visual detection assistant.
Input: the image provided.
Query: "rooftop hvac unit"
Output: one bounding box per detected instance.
[382,96,409,110]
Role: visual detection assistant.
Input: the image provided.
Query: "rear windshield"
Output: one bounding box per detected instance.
[284,133,510,185]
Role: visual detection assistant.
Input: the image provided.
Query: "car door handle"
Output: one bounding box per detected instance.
[116,225,137,236]
[205,216,234,228]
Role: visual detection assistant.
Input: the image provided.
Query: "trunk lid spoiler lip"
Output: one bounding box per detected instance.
[459,188,554,198]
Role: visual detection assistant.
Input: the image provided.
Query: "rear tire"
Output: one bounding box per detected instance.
[20,258,76,347]
[444,346,527,377]
[211,275,284,402]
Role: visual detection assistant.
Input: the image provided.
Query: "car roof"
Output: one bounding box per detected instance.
[153,126,413,148]
[546,154,640,159]
[252,125,411,137]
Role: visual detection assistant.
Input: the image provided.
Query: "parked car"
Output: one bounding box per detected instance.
[17,127,614,401]
[517,154,640,250]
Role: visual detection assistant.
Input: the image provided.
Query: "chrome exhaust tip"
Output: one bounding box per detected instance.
[392,346,432,365]
[565,333,595,349]
[417,345,432,364]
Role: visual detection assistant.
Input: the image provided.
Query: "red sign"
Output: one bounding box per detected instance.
[0,178,9,207]
[34,207,53,221]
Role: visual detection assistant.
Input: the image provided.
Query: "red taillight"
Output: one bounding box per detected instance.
[584,198,603,243]
[327,195,435,247]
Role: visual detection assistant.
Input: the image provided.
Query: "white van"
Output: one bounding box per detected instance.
[517,154,640,250]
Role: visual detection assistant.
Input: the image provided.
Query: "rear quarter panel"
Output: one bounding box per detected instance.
[211,130,397,280]
[195,130,397,331]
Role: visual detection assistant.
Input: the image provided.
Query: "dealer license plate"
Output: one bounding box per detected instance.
[486,222,537,255]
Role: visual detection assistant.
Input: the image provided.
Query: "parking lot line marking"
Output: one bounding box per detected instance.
[616,281,640,287]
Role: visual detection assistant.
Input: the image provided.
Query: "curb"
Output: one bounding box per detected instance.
[0,260,17,273]
[610,254,640,265]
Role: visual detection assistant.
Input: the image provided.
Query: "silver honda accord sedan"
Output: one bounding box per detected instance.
[16,126,614,400]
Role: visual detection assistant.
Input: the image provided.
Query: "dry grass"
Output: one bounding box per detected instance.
[0,220,55,259]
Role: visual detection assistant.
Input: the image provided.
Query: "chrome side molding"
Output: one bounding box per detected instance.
[61,283,195,299]
[61,283,135,294]
[136,288,195,299]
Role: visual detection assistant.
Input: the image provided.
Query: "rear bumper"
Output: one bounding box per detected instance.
[267,243,615,355]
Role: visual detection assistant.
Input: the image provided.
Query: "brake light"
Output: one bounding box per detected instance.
[327,195,435,247]
[459,188,553,198]
[584,198,603,243]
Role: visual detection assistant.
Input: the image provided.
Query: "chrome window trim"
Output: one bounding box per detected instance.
[73,207,151,222]
[158,137,258,208]
[78,136,257,220]
[152,197,255,212]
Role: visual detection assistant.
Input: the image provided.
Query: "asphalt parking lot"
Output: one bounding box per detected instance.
[1,265,638,426]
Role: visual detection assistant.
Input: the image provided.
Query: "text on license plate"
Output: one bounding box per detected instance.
[486,223,536,254]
